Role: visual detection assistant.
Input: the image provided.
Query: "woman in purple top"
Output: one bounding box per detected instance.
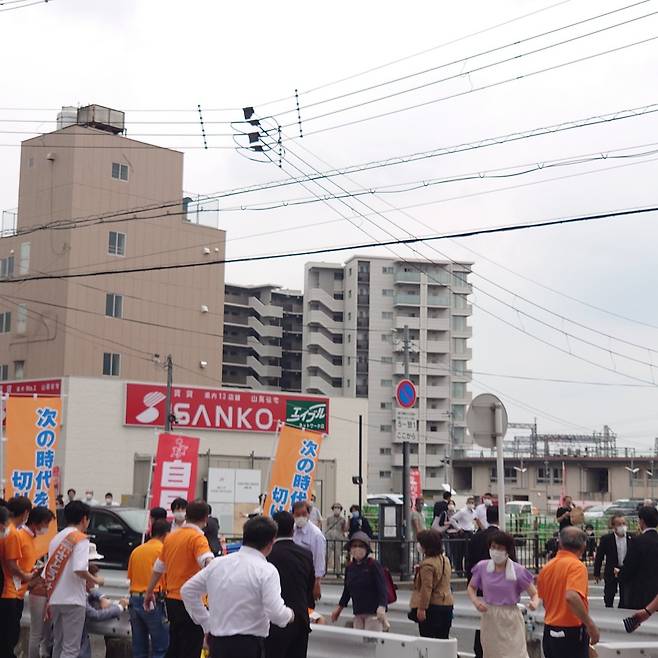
[467,531,539,658]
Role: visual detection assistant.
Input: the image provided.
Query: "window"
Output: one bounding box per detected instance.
[453,294,468,309]
[108,231,126,256]
[379,470,392,479]
[452,382,466,398]
[453,426,466,443]
[452,360,466,375]
[380,378,392,387]
[13,361,24,380]
[111,162,129,181]
[491,466,517,483]
[105,293,123,318]
[452,315,467,331]
[333,272,343,280]
[382,289,394,296]
[537,466,563,484]
[451,405,465,421]
[382,266,394,274]
[381,356,392,363]
[382,311,393,319]
[16,305,27,334]
[347,312,351,321]
[0,256,14,279]
[90,510,125,533]
[380,424,392,432]
[379,447,392,455]
[0,312,10,333]
[18,242,30,275]
[0,365,7,381]
[381,334,391,342]
[452,338,467,354]
[102,352,120,376]
[380,401,392,409]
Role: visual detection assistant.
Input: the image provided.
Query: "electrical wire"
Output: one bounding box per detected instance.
[0,0,50,12]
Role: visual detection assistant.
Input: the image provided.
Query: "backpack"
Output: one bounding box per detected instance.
[367,558,397,604]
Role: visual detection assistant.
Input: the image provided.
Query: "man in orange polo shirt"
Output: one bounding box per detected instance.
[0,495,33,658]
[144,500,213,658]
[537,527,600,658]
[128,519,170,658]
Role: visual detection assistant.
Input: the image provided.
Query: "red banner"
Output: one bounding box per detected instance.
[0,379,61,397]
[410,468,422,506]
[150,433,200,510]
[125,383,329,434]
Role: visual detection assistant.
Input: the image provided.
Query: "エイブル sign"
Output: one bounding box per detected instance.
[124,383,329,433]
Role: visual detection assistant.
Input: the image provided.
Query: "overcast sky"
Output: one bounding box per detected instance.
[2,0,658,451]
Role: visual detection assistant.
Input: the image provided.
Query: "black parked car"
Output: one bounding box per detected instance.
[87,506,147,568]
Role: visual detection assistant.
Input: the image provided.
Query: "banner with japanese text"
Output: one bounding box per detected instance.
[150,433,200,512]
[4,396,61,555]
[266,424,324,516]
[410,468,422,506]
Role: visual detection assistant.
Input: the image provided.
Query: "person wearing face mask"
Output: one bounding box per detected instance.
[170,497,188,532]
[104,492,119,507]
[594,514,631,608]
[348,504,373,539]
[468,532,538,658]
[449,497,476,576]
[0,495,33,658]
[324,503,348,575]
[409,529,453,639]
[331,532,389,631]
[474,493,493,532]
[292,501,326,600]
[617,505,658,611]
[83,490,99,506]
[18,506,56,658]
[308,494,323,530]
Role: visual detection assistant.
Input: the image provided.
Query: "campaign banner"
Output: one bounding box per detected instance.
[150,433,200,511]
[4,396,61,554]
[410,468,422,506]
[125,383,329,433]
[266,425,324,516]
[1,379,62,426]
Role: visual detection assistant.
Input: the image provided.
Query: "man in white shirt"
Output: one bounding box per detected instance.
[45,501,103,658]
[308,495,323,530]
[82,491,99,506]
[292,500,326,600]
[474,492,493,531]
[450,497,476,576]
[181,515,294,658]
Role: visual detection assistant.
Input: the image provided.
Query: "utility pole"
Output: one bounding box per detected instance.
[401,324,412,581]
[358,415,363,511]
[164,354,174,432]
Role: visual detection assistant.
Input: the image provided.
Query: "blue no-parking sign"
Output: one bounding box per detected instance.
[395,379,417,408]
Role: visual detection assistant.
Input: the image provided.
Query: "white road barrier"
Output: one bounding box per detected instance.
[595,643,658,657]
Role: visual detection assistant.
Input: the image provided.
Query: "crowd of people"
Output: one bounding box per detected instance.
[1,490,658,658]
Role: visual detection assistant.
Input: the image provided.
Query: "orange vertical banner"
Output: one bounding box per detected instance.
[5,397,61,554]
[266,424,324,517]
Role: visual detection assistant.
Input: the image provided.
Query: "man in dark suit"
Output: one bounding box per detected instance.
[594,514,631,608]
[617,506,658,610]
[267,510,315,658]
[465,506,500,658]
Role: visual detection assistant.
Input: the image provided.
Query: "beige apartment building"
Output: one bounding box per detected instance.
[222,283,303,391]
[0,105,225,384]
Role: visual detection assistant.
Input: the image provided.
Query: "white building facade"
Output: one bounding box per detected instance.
[302,256,472,495]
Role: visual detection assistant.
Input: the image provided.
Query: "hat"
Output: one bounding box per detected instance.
[346,531,371,552]
[88,543,104,561]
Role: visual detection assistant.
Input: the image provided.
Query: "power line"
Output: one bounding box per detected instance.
[0,0,50,12]
[279,34,658,138]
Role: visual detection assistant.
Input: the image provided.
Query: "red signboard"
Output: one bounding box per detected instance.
[0,379,61,397]
[150,433,200,510]
[124,383,329,434]
[410,468,422,506]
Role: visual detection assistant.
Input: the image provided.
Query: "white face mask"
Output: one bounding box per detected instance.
[615,525,627,537]
[105,498,112,505]
[85,494,93,502]
[333,508,341,517]
[489,548,507,565]
[294,516,308,529]
[173,511,186,523]
[467,504,474,511]
[484,499,493,507]
[350,547,367,561]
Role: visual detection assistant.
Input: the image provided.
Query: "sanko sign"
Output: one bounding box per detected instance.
[124,383,329,433]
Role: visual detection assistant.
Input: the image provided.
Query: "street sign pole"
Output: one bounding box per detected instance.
[495,403,506,531]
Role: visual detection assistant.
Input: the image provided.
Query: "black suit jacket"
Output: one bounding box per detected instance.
[617,529,658,609]
[267,538,315,626]
[594,532,631,580]
[465,525,499,579]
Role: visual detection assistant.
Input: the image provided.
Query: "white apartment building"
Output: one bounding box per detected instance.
[302,256,473,495]
[222,284,303,392]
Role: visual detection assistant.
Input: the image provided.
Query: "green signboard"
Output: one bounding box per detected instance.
[286,399,328,432]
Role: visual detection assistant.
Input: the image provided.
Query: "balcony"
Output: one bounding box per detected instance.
[249,296,283,319]
[394,270,421,284]
[247,356,282,379]
[306,357,343,379]
[247,336,281,358]
[394,316,420,330]
[248,316,282,338]
[452,303,473,315]
[305,374,342,395]
[452,348,473,360]
[306,330,343,356]
[424,476,449,491]
[427,293,450,307]
[306,309,343,331]
[425,430,450,444]
[425,408,449,422]
[394,292,421,307]
[393,360,420,376]
[452,368,473,380]
[426,339,450,353]
[425,385,450,399]
[392,452,420,467]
